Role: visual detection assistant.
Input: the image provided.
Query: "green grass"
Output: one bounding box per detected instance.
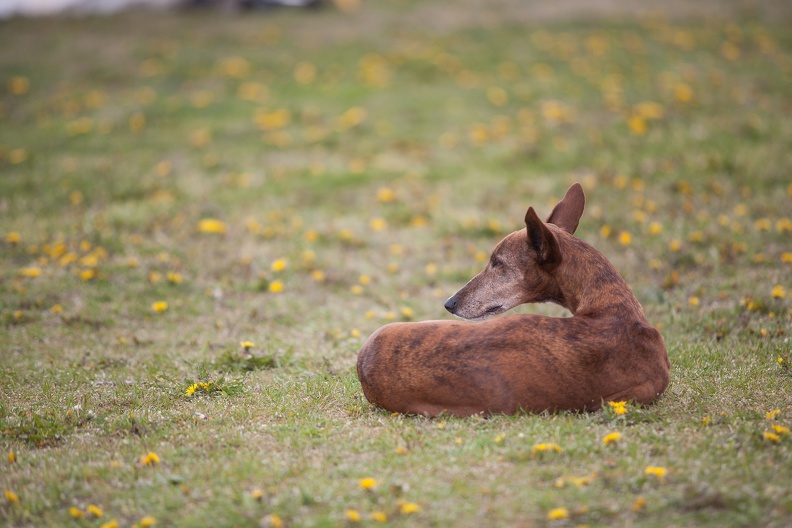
[2,1,792,526]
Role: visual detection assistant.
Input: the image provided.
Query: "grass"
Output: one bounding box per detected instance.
[1,0,792,526]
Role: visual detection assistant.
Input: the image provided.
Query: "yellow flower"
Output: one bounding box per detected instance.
[268,280,284,293]
[139,516,157,527]
[265,514,284,528]
[9,76,30,95]
[771,285,786,299]
[376,187,395,203]
[140,452,160,466]
[9,148,28,164]
[19,266,42,277]
[674,83,693,102]
[782,252,792,263]
[648,222,663,235]
[628,115,647,135]
[166,271,183,284]
[371,511,387,522]
[400,307,414,319]
[602,431,622,446]
[8,450,15,463]
[644,466,667,481]
[547,507,569,520]
[151,301,168,313]
[271,258,287,272]
[70,507,85,518]
[5,489,20,504]
[80,269,96,281]
[240,341,255,350]
[399,501,421,515]
[197,218,227,234]
[771,424,790,436]
[766,409,781,420]
[632,497,647,512]
[87,504,104,517]
[345,509,361,522]
[618,231,632,246]
[6,232,21,244]
[359,477,377,490]
[688,296,700,307]
[763,432,781,444]
[310,270,325,282]
[185,383,198,396]
[531,442,562,455]
[369,217,388,231]
[100,520,119,528]
[608,401,628,415]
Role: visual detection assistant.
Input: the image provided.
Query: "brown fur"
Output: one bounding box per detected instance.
[356,183,670,417]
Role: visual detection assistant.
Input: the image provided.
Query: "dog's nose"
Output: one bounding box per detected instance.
[444,296,458,314]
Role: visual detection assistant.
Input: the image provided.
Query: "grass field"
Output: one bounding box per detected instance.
[2,1,792,526]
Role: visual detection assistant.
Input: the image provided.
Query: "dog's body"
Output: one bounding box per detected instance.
[356,183,670,417]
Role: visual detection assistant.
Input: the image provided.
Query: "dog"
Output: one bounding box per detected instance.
[356,183,670,417]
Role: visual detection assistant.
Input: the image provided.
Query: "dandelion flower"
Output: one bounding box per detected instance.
[547,507,569,520]
[772,285,786,299]
[268,280,284,293]
[602,431,622,446]
[70,507,85,518]
[766,409,781,420]
[240,341,255,350]
[369,217,388,231]
[400,307,414,319]
[632,497,647,512]
[139,516,157,527]
[531,442,563,455]
[310,270,325,282]
[771,424,790,436]
[376,187,395,203]
[371,511,387,522]
[140,452,160,466]
[185,383,198,396]
[763,432,781,443]
[151,301,168,313]
[608,401,628,415]
[8,450,15,463]
[399,501,421,515]
[6,232,21,244]
[644,466,667,481]
[689,296,700,307]
[87,504,104,517]
[271,259,287,272]
[359,478,377,490]
[345,509,361,522]
[4,489,20,504]
[197,218,227,234]
[618,231,632,246]
[19,266,42,277]
[100,520,119,528]
[264,514,284,528]
[166,271,182,284]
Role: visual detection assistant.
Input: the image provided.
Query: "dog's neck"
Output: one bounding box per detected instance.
[550,234,645,320]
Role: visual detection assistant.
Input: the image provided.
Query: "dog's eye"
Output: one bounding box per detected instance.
[490,258,501,268]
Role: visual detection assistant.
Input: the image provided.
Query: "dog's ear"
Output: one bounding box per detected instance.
[546,182,585,234]
[525,207,561,270]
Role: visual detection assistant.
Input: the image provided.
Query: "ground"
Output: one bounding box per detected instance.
[1,1,791,526]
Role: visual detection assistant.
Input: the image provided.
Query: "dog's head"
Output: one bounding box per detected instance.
[444,183,585,321]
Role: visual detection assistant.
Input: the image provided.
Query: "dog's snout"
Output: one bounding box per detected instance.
[444,296,458,314]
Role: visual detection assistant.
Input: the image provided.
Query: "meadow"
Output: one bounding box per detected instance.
[1,1,791,526]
